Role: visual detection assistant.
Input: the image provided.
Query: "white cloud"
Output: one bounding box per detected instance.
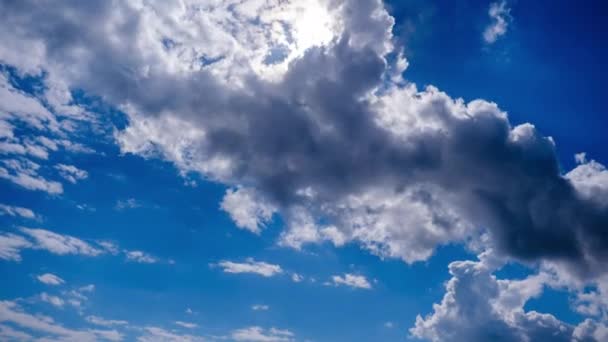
[483,1,511,44]
[0,300,122,342]
[138,326,204,342]
[125,250,158,264]
[115,198,142,211]
[410,252,608,342]
[384,321,395,328]
[174,321,198,329]
[217,258,283,277]
[40,292,65,307]
[0,233,32,261]
[85,315,128,327]
[291,273,304,283]
[20,227,103,256]
[0,203,36,219]
[54,164,88,184]
[37,273,65,286]
[221,188,276,234]
[252,304,269,311]
[330,273,372,290]
[0,158,63,194]
[231,326,294,342]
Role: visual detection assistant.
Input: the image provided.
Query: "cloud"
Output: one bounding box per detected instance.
[410,252,608,342]
[114,198,143,211]
[174,321,198,329]
[0,70,94,195]
[330,273,372,290]
[20,227,103,256]
[0,300,122,341]
[216,258,283,277]
[231,326,294,342]
[40,292,65,307]
[125,250,158,264]
[483,1,511,44]
[0,158,63,194]
[0,233,32,261]
[0,203,36,219]
[1,0,608,315]
[291,273,304,283]
[54,164,88,184]
[138,326,204,342]
[221,188,276,234]
[252,304,269,311]
[85,316,129,327]
[37,273,65,286]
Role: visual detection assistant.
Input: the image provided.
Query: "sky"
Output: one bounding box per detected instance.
[0,0,607,341]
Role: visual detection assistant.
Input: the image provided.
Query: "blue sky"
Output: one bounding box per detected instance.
[0,1,607,341]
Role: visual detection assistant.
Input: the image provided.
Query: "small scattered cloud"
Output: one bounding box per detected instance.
[0,204,37,220]
[231,326,294,342]
[291,273,304,283]
[220,188,276,234]
[85,315,128,327]
[37,273,65,286]
[252,304,269,311]
[0,233,32,261]
[483,1,511,44]
[54,164,88,184]
[216,258,283,277]
[174,321,198,329]
[114,198,142,211]
[125,250,158,264]
[330,273,372,290]
[40,292,64,307]
[19,227,103,257]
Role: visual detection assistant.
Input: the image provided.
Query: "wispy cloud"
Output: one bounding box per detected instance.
[330,273,372,290]
[37,273,65,286]
[54,164,88,184]
[231,326,294,342]
[216,258,283,277]
[125,250,159,264]
[483,1,511,44]
[0,203,37,219]
[174,321,198,329]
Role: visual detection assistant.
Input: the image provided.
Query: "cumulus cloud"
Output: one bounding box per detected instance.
[330,273,372,290]
[216,258,283,277]
[483,1,511,44]
[410,252,608,342]
[1,0,608,338]
[231,326,294,342]
[37,273,65,286]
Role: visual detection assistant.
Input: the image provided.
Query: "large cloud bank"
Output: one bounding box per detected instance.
[1,0,607,340]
